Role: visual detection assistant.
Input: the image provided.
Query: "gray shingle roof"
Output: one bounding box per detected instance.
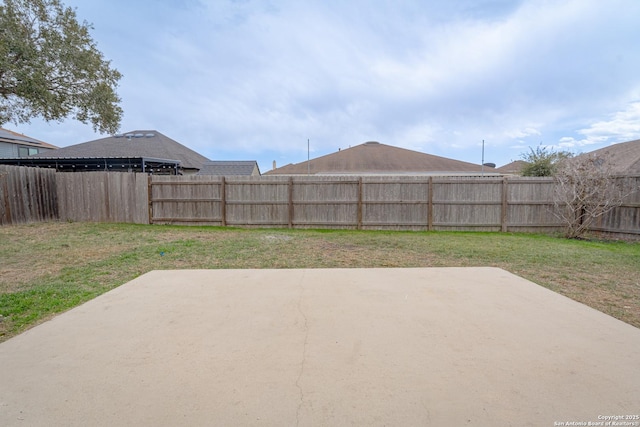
[31,130,210,170]
[266,141,488,175]
[197,161,260,176]
[495,160,527,174]
[580,139,640,174]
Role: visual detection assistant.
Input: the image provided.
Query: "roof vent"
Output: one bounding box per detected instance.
[145,133,155,137]
[364,141,380,145]
[113,134,124,138]
[134,133,144,138]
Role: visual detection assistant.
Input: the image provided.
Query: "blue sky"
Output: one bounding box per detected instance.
[16,0,640,173]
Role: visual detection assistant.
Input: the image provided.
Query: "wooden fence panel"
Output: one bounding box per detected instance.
[56,172,149,224]
[225,177,290,227]
[505,177,564,232]
[431,178,503,230]
[151,175,222,225]
[361,177,429,230]
[0,165,58,224]
[590,176,640,239]
[291,178,359,228]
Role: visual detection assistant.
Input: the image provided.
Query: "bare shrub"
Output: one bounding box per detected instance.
[553,152,631,239]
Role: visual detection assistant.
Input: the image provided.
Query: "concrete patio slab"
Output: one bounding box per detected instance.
[0,268,639,426]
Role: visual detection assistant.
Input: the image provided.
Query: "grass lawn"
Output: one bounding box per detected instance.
[1,222,639,341]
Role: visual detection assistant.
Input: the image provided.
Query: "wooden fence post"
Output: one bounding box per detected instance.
[357,178,363,230]
[288,177,293,228]
[147,175,153,224]
[501,177,508,232]
[428,176,433,231]
[221,176,226,226]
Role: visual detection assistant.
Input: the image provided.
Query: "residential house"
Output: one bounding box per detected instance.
[579,139,640,175]
[197,161,261,176]
[266,141,497,176]
[495,160,528,175]
[0,128,58,157]
[0,130,210,174]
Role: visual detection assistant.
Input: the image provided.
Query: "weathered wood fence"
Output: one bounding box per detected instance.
[56,172,150,224]
[0,165,58,225]
[1,167,639,239]
[148,175,569,233]
[589,175,640,238]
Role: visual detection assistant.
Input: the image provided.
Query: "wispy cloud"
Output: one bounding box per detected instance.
[557,101,640,151]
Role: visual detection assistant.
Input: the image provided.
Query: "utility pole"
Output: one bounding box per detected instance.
[481,139,485,176]
[307,138,310,175]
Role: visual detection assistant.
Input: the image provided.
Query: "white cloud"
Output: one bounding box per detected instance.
[557,101,640,150]
[10,0,640,171]
[504,127,541,139]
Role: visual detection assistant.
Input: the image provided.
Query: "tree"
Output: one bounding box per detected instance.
[552,152,630,239]
[520,145,572,177]
[0,0,122,134]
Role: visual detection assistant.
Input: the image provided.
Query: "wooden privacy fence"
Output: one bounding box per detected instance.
[149,175,569,232]
[1,169,637,238]
[0,165,58,225]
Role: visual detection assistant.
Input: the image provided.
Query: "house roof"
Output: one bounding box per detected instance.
[31,130,210,170]
[0,128,58,149]
[495,160,527,175]
[580,139,640,175]
[266,141,489,175]
[197,161,260,176]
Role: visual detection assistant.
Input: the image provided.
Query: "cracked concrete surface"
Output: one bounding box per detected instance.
[0,268,639,426]
[294,271,308,427]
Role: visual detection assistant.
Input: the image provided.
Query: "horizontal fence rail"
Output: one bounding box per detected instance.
[1,167,638,239]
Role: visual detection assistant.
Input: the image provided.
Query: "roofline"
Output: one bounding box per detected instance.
[2,156,181,164]
[0,128,59,149]
[265,172,504,177]
[0,139,59,149]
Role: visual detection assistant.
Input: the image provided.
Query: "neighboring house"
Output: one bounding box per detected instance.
[197,161,261,176]
[0,130,210,175]
[495,160,528,175]
[266,141,496,175]
[0,128,58,157]
[579,139,640,175]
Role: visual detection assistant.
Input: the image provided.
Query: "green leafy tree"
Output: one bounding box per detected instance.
[0,0,122,134]
[520,145,572,177]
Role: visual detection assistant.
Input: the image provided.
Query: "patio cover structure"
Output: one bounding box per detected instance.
[0,156,180,174]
